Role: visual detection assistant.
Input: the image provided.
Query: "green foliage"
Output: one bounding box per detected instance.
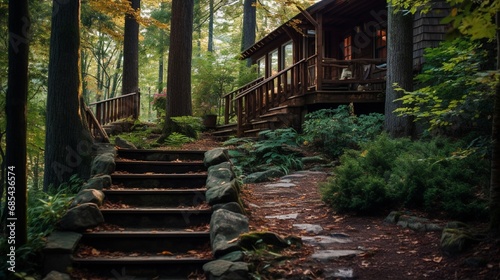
[224,128,303,174]
[388,0,500,40]
[302,106,384,158]
[395,38,494,135]
[0,175,82,275]
[192,51,257,116]
[321,134,489,219]
[170,116,203,139]
[163,132,195,147]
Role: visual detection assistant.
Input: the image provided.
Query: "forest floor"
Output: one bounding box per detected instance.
[123,132,500,279]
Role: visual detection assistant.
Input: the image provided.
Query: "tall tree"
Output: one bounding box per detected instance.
[384,4,414,137]
[44,0,92,191]
[164,0,194,132]
[5,0,30,246]
[241,0,256,66]
[122,0,140,95]
[208,0,214,52]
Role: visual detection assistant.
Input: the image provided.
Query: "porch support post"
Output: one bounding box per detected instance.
[316,13,323,90]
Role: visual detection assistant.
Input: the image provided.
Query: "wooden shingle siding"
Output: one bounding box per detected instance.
[412,0,450,69]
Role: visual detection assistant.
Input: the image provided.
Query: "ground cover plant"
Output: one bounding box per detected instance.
[224,128,304,175]
[320,134,490,220]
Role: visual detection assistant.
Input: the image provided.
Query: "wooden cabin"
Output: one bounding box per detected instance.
[215,0,448,138]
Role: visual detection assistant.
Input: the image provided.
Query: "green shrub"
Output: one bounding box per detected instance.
[321,134,489,219]
[302,106,384,158]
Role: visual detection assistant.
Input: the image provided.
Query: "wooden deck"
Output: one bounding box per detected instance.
[216,57,386,138]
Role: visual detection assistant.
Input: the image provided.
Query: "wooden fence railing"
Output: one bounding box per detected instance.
[88,91,140,126]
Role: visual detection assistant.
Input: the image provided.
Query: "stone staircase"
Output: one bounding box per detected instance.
[72,149,213,279]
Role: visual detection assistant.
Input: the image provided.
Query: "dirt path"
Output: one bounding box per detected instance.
[241,169,500,280]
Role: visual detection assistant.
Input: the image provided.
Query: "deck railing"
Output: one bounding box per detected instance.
[88,91,140,126]
[221,56,386,136]
[221,77,264,125]
[234,59,308,136]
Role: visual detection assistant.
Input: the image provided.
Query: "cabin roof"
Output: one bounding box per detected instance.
[241,0,387,59]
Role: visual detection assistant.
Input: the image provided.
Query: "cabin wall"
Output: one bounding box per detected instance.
[413,1,449,70]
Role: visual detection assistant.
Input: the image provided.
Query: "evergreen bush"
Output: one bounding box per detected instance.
[321,134,489,219]
[302,106,384,158]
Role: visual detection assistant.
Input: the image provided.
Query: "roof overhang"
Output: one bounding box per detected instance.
[241,0,387,59]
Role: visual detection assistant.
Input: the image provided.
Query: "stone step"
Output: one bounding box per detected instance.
[72,256,210,279]
[110,173,207,188]
[100,208,212,228]
[80,231,210,253]
[115,159,206,174]
[103,189,207,207]
[117,149,206,162]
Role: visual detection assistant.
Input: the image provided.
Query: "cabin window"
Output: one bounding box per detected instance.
[269,49,279,76]
[343,36,352,60]
[282,42,293,69]
[375,29,387,58]
[257,57,266,78]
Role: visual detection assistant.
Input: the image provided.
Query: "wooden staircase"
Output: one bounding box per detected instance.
[72,149,212,279]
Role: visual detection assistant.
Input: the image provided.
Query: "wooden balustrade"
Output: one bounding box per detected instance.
[88,91,140,127]
[84,105,109,143]
[222,77,264,125]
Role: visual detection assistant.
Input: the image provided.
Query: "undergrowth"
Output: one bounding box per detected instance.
[224,128,303,174]
[320,134,490,220]
[0,175,83,278]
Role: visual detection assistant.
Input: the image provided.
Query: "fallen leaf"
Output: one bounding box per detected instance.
[433,256,443,263]
[160,251,173,256]
[91,248,100,256]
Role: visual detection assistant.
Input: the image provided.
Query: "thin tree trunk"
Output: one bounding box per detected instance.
[241,0,256,66]
[384,4,414,137]
[44,0,92,191]
[122,0,140,95]
[6,0,30,247]
[110,50,123,98]
[208,0,214,52]
[489,12,500,236]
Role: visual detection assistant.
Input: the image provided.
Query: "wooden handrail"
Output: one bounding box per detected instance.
[88,91,140,127]
[84,105,109,143]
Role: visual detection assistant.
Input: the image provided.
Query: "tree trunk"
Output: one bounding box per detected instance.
[208,0,214,52]
[122,0,140,95]
[490,12,500,236]
[110,50,123,98]
[6,0,30,247]
[241,0,256,66]
[164,0,194,133]
[384,4,414,137]
[44,0,92,192]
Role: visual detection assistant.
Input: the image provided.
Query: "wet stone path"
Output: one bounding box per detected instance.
[243,170,361,279]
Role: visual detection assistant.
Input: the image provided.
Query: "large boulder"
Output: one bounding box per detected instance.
[243,168,285,184]
[203,260,249,280]
[91,153,115,176]
[440,222,481,255]
[58,203,104,231]
[206,162,235,189]
[206,180,239,206]
[210,209,249,257]
[81,174,112,191]
[213,202,245,215]
[115,136,137,149]
[70,189,105,208]
[204,148,230,167]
